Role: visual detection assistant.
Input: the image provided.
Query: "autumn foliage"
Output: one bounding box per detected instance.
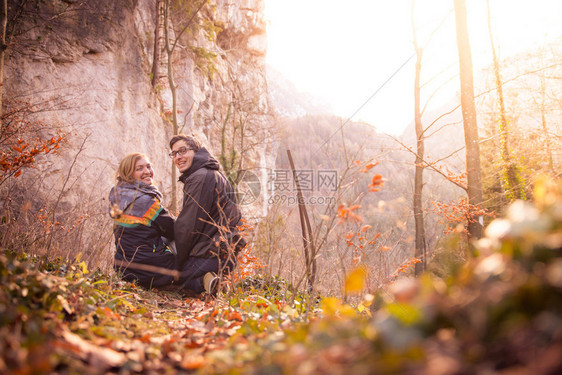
[431,198,495,235]
[1,179,561,374]
[0,98,65,186]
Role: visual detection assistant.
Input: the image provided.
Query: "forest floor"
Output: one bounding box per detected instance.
[2,189,562,374]
[2,255,365,374]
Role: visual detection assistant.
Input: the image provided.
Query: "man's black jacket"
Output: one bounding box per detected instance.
[175,147,243,267]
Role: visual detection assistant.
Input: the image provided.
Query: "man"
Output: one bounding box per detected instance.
[169,134,245,295]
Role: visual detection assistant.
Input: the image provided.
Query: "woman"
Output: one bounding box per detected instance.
[109,153,177,288]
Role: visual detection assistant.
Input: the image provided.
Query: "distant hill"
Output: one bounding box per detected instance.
[266,65,334,118]
[262,64,474,293]
[266,64,466,171]
[265,63,467,203]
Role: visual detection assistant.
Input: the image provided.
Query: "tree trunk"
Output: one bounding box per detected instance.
[164,0,178,213]
[413,58,426,275]
[411,1,426,275]
[540,76,554,173]
[454,0,483,239]
[287,150,317,293]
[151,0,163,88]
[486,0,525,201]
[161,0,208,213]
[0,0,7,124]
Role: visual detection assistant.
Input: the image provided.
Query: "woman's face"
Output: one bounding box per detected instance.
[132,157,154,185]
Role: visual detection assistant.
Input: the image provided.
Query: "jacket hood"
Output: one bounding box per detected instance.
[179,147,220,182]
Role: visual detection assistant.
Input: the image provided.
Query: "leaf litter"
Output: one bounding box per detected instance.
[2,189,562,375]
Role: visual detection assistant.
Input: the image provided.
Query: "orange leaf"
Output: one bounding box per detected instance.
[370,174,383,186]
[139,334,151,343]
[337,203,363,223]
[181,355,205,370]
[228,311,242,321]
[368,174,384,192]
[360,162,379,173]
[336,204,346,216]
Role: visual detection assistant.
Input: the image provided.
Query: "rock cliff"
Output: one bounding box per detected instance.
[3,0,272,258]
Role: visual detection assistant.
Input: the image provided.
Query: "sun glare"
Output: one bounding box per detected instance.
[264,0,562,134]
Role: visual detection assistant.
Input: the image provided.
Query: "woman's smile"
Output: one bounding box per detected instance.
[133,158,154,185]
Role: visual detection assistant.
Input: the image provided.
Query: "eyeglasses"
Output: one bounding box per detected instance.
[169,146,193,159]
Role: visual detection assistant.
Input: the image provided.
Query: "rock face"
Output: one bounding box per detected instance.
[4,0,272,257]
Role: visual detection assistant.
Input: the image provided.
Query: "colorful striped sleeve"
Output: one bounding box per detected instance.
[113,199,163,228]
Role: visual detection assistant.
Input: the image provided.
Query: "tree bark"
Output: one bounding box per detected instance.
[540,76,554,173]
[287,150,317,292]
[151,0,163,88]
[0,0,8,124]
[163,0,178,213]
[162,0,208,213]
[454,0,483,239]
[411,1,426,275]
[486,0,525,201]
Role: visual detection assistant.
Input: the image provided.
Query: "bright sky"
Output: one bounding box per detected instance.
[264,0,562,135]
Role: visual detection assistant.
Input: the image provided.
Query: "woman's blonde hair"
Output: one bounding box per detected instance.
[116,153,149,183]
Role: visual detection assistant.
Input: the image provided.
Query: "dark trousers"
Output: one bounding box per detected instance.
[178,257,236,293]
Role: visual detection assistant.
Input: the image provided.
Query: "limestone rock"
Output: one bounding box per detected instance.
[4,0,273,256]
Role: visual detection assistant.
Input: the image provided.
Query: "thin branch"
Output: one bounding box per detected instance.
[432,145,465,164]
[425,119,462,139]
[421,74,456,115]
[389,134,467,192]
[420,62,562,138]
[46,134,88,252]
[419,62,456,89]
[170,0,209,55]
[422,103,461,137]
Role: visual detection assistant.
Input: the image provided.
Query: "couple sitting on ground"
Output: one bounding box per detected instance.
[108,134,245,296]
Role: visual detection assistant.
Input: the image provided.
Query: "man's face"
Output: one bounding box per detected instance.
[171,140,196,174]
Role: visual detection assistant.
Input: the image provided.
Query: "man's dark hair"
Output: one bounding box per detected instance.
[169,134,202,151]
